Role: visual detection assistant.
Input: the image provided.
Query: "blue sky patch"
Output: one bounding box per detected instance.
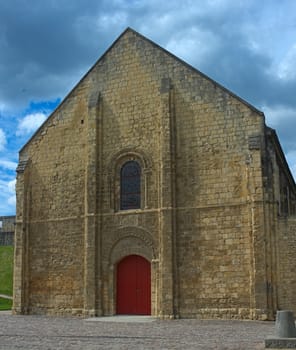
[0,0,296,215]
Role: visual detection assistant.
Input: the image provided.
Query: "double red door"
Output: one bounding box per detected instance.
[116,255,151,315]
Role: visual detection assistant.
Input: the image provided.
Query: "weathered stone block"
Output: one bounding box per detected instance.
[13,28,296,320]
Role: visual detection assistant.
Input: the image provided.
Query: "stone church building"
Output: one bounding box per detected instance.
[13,28,296,320]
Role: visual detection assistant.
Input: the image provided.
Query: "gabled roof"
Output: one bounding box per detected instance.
[20,27,264,154]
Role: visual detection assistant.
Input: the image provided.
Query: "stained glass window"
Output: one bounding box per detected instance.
[120,161,141,210]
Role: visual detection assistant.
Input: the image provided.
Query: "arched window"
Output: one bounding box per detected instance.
[120,161,141,210]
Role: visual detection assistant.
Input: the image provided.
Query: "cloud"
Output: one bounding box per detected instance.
[261,105,296,181]
[7,179,16,206]
[0,1,113,112]
[263,105,296,128]
[0,159,17,171]
[278,44,296,81]
[0,0,295,214]
[7,195,16,206]
[165,27,218,67]
[0,0,295,115]
[262,105,296,151]
[291,164,296,181]
[16,113,47,136]
[0,178,16,215]
[0,179,13,193]
[0,129,6,151]
[286,150,296,181]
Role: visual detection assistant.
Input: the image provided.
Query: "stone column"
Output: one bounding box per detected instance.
[247,132,274,319]
[158,78,178,318]
[13,157,30,314]
[84,92,102,316]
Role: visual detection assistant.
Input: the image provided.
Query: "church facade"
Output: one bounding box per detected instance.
[13,28,296,320]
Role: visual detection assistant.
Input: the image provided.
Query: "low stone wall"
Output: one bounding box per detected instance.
[0,231,14,246]
[0,216,15,246]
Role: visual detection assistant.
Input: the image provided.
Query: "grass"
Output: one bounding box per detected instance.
[0,246,14,296]
[0,297,12,310]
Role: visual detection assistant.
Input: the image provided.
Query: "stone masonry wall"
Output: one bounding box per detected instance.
[88,30,267,318]
[277,217,296,313]
[14,29,270,318]
[14,82,89,314]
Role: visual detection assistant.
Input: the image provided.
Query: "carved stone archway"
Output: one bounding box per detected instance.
[102,227,158,316]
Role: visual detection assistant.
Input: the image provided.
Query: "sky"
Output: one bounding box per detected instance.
[0,0,296,215]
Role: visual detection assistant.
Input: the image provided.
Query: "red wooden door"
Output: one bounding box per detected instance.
[116,255,151,315]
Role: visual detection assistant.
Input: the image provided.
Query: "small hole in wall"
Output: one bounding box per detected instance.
[81,120,84,124]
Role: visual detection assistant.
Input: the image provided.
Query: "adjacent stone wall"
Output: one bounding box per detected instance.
[0,216,15,246]
[277,217,296,313]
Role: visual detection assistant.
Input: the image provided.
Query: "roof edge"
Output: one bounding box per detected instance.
[266,126,296,189]
[19,27,264,155]
[126,28,264,116]
[19,27,133,154]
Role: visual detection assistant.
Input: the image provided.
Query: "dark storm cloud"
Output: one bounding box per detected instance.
[0,0,295,161]
[0,0,295,214]
[0,0,123,109]
[0,0,294,111]
[200,33,296,111]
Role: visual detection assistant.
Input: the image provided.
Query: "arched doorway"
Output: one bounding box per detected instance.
[116,255,151,315]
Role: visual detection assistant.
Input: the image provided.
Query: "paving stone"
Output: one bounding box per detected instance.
[0,313,274,349]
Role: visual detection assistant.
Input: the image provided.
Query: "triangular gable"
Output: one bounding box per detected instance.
[20,27,264,154]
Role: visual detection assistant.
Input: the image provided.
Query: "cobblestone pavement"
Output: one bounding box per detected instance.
[0,312,274,349]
